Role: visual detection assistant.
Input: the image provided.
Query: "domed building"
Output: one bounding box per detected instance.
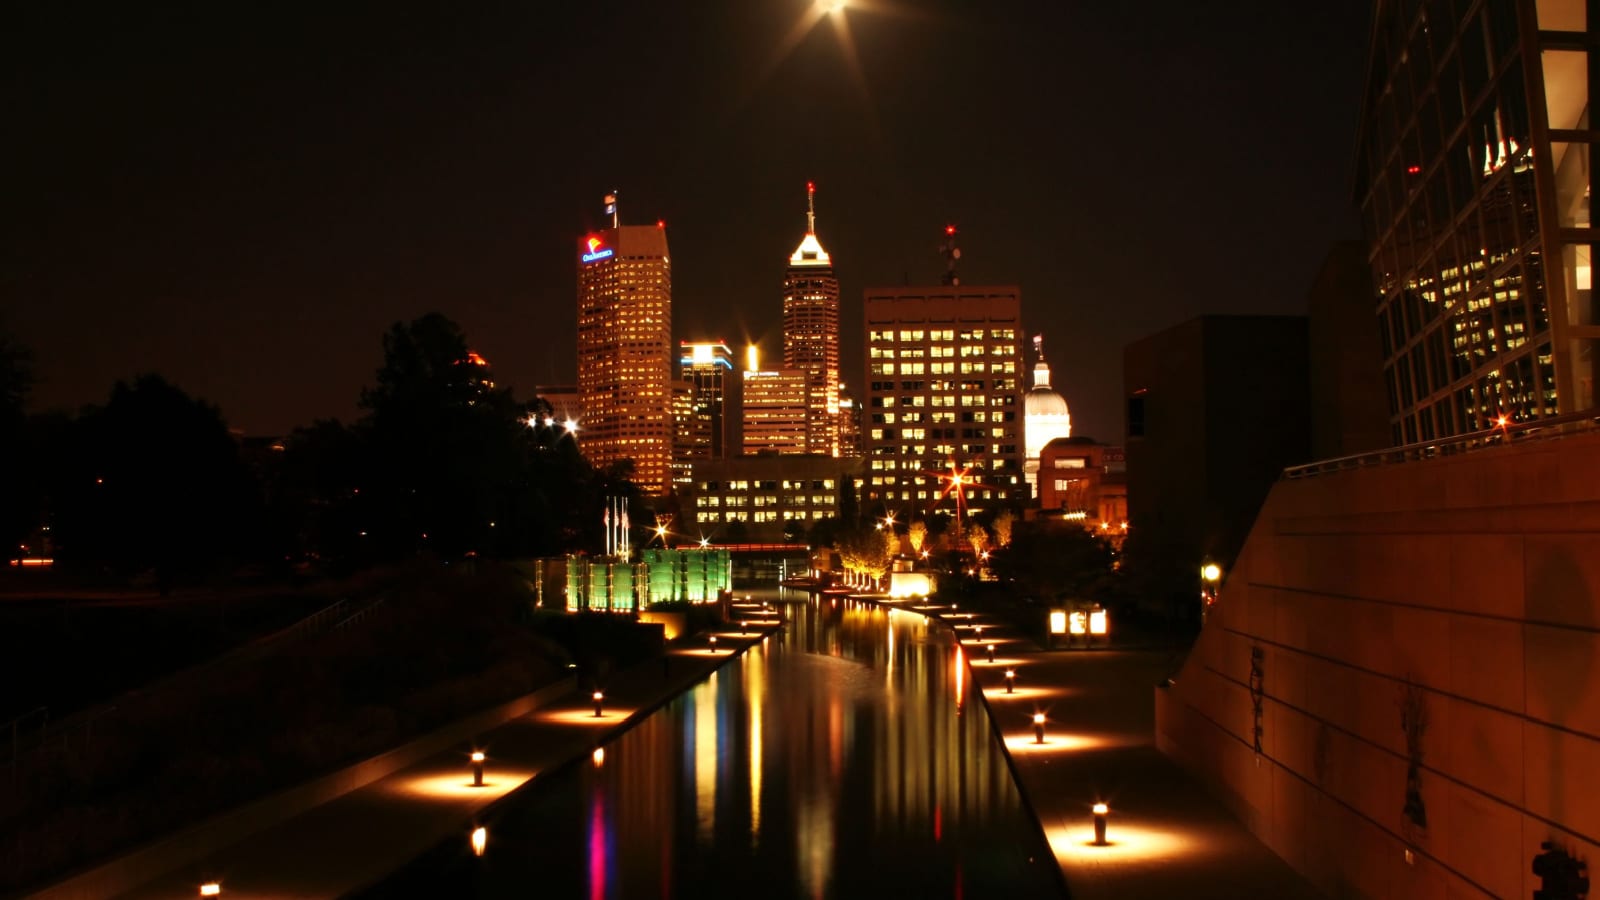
[1024,334,1072,497]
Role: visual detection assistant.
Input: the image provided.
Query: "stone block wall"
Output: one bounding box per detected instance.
[1156,430,1600,899]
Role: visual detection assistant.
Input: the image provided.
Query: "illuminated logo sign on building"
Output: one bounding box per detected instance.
[582,235,614,263]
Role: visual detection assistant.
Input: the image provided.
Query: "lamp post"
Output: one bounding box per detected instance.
[471,750,485,786]
[1033,712,1046,744]
[1005,668,1015,693]
[1201,562,1223,625]
[986,641,996,663]
[200,884,221,897]
[593,690,605,717]
[709,635,718,653]
[1092,802,1109,845]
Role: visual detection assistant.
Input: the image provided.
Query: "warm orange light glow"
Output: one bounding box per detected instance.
[200,884,221,897]
[1049,611,1067,634]
[470,751,485,763]
[586,236,602,253]
[1201,563,1221,582]
[1089,609,1108,635]
[593,691,604,702]
[592,747,605,767]
[1093,802,1109,815]
[471,826,488,857]
[1033,713,1045,725]
[1069,611,1087,635]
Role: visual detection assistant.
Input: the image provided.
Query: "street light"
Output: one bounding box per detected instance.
[1201,562,1223,623]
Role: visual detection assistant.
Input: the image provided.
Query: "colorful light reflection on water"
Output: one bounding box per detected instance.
[363,588,1063,898]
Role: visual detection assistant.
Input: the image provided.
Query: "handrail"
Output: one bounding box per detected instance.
[1282,409,1600,480]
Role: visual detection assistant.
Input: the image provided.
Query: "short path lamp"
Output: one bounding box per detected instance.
[709,635,718,653]
[1033,713,1046,744]
[1005,668,1016,694]
[470,750,486,786]
[986,641,996,663]
[593,690,605,718]
[200,884,221,897]
[1092,802,1110,845]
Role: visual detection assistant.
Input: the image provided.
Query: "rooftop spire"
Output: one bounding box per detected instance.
[806,181,816,235]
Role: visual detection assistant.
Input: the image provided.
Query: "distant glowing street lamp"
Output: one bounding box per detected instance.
[1092,802,1110,844]
[1201,562,1223,624]
[1033,712,1046,744]
[593,690,605,717]
[470,750,485,786]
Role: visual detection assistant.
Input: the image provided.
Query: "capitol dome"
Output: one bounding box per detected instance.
[1024,336,1072,497]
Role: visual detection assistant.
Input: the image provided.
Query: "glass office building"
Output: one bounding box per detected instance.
[1356,0,1598,445]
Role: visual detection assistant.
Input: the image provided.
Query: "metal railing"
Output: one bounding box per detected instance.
[1281,409,1600,481]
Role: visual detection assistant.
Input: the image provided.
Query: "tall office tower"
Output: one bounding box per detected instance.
[1356,1,1598,444]
[678,341,734,460]
[783,182,842,456]
[576,208,674,496]
[838,381,862,457]
[742,344,809,455]
[668,378,696,489]
[862,286,1026,516]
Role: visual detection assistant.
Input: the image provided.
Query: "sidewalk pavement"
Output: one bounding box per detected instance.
[38,600,784,900]
[896,597,1324,900]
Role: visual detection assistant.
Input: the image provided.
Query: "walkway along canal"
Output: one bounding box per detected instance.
[361,587,1065,898]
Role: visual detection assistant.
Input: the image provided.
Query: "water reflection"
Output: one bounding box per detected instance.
[365,588,1062,898]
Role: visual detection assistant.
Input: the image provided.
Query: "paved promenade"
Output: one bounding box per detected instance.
[895,596,1323,900]
[32,601,783,900]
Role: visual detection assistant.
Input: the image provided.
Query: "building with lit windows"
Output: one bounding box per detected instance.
[534,384,582,427]
[838,381,862,457]
[576,220,673,495]
[784,182,842,456]
[741,367,809,456]
[688,455,861,543]
[1037,437,1127,546]
[861,287,1026,516]
[1355,0,1599,443]
[1022,334,1073,497]
[678,341,734,461]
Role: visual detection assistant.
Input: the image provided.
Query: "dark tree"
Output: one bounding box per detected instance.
[51,375,261,588]
[986,520,1115,603]
[0,329,36,563]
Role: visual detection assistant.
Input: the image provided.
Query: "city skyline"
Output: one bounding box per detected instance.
[6,0,1372,443]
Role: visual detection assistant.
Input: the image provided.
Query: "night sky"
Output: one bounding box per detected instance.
[6,0,1372,442]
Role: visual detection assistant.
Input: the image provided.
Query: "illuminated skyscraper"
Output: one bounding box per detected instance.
[742,350,809,456]
[863,285,1025,515]
[576,212,673,495]
[1355,0,1599,440]
[678,341,735,460]
[783,182,841,456]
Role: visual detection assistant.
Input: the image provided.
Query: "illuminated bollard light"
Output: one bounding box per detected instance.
[471,825,488,857]
[1033,713,1046,744]
[593,690,605,718]
[986,642,996,663]
[471,750,485,787]
[1093,802,1109,845]
[709,635,718,653]
[200,883,221,897]
[1005,668,1016,693]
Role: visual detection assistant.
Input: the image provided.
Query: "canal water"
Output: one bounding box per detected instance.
[362,588,1064,898]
